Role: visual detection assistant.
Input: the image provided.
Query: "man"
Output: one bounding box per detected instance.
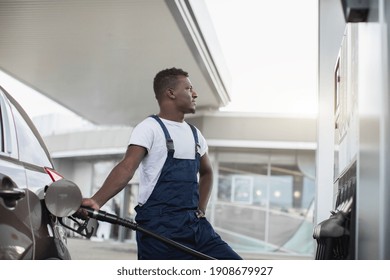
[81,67,242,260]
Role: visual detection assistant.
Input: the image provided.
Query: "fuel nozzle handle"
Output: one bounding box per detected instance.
[80,206,138,230]
[81,206,116,222]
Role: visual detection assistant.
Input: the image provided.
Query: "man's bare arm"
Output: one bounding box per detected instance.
[198,153,213,215]
[81,145,147,210]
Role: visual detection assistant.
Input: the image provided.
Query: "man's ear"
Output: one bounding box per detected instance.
[167,88,176,99]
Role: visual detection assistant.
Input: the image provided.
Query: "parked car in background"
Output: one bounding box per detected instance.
[0,84,71,259]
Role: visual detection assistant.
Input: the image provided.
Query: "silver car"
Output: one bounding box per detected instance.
[0,85,71,259]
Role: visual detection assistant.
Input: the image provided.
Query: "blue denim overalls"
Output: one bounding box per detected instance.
[134,115,242,260]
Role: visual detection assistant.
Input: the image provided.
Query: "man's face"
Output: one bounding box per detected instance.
[171,76,198,114]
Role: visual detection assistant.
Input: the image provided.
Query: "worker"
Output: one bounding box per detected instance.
[81,67,242,260]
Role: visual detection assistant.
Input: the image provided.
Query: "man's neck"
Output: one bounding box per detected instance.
[158,111,185,123]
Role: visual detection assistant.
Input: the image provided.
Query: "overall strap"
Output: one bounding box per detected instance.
[188,123,201,155]
[150,115,174,152]
[150,115,200,155]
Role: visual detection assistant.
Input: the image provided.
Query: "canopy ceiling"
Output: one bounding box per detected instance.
[0,0,230,126]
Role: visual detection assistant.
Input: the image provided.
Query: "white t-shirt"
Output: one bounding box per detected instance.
[129,116,208,205]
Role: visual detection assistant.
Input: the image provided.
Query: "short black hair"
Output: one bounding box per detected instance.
[153,67,189,99]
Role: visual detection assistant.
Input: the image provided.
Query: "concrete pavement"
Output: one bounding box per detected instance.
[66,237,312,260]
[67,237,138,260]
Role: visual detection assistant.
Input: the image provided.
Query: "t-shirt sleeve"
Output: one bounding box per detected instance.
[128,119,154,152]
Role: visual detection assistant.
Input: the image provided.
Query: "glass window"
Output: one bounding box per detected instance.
[268,152,315,255]
[216,156,270,252]
[9,102,52,167]
[213,150,315,257]
[0,90,18,158]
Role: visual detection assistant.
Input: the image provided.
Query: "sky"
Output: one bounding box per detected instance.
[0,0,318,120]
[204,0,318,116]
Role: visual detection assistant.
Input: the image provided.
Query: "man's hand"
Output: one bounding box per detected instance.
[196,209,205,219]
[74,198,100,219]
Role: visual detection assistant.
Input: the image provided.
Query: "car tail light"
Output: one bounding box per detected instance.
[44,167,64,182]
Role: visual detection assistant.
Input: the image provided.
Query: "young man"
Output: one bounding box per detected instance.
[81,67,242,260]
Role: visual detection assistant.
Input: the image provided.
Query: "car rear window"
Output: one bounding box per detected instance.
[10,101,52,167]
